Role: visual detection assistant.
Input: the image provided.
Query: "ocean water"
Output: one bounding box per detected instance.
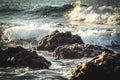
[0,0,120,80]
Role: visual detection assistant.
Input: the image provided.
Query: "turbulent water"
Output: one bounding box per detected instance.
[0,0,120,80]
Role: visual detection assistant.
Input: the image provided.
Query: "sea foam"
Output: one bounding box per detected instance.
[67,1,120,25]
[2,23,74,42]
[75,29,120,46]
[2,24,50,42]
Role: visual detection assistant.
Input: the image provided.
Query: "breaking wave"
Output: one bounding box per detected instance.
[76,29,120,46]
[66,1,120,25]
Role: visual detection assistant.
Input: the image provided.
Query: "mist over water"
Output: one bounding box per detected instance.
[0,0,120,80]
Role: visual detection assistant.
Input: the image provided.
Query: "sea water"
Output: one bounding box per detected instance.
[0,0,120,80]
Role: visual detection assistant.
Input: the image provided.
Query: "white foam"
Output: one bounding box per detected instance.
[2,23,75,42]
[75,29,120,46]
[67,1,120,25]
[2,21,120,46]
[2,23,51,42]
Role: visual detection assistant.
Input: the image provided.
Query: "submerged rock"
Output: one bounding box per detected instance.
[37,31,84,51]
[69,51,120,80]
[53,43,105,59]
[0,46,51,69]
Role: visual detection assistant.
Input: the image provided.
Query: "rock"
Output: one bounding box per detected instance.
[53,43,104,59]
[68,51,120,80]
[0,47,2,52]
[0,46,51,69]
[37,30,84,51]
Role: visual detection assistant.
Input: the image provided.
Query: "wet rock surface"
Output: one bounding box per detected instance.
[37,31,84,51]
[0,46,51,69]
[53,43,105,59]
[69,51,120,80]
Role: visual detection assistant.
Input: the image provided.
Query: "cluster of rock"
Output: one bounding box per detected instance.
[53,43,104,59]
[36,31,120,79]
[37,30,84,51]
[68,51,120,80]
[0,46,51,69]
[0,30,120,80]
[37,31,115,59]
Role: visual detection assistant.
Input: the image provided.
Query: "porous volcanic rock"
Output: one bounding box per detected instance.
[0,46,51,69]
[53,43,105,59]
[37,30,84,51]
[68,51,120,80]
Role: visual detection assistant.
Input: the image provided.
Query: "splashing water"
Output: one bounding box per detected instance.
[67,0,120,25]
[0,0,120,80]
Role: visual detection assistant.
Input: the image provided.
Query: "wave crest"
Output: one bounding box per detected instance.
[66,1,120,25]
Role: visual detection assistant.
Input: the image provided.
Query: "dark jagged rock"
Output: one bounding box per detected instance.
[37,31,84,51]
[0,46,51,69]
[53,43,105,59]
[69,52,120,80]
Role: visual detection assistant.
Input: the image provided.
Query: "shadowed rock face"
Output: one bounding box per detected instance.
[37,31,84,51]
[0,46,51,69]
[53,43,107,59]
[69,52,120,80]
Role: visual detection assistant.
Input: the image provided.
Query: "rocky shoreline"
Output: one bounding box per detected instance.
[0,30,120,79]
